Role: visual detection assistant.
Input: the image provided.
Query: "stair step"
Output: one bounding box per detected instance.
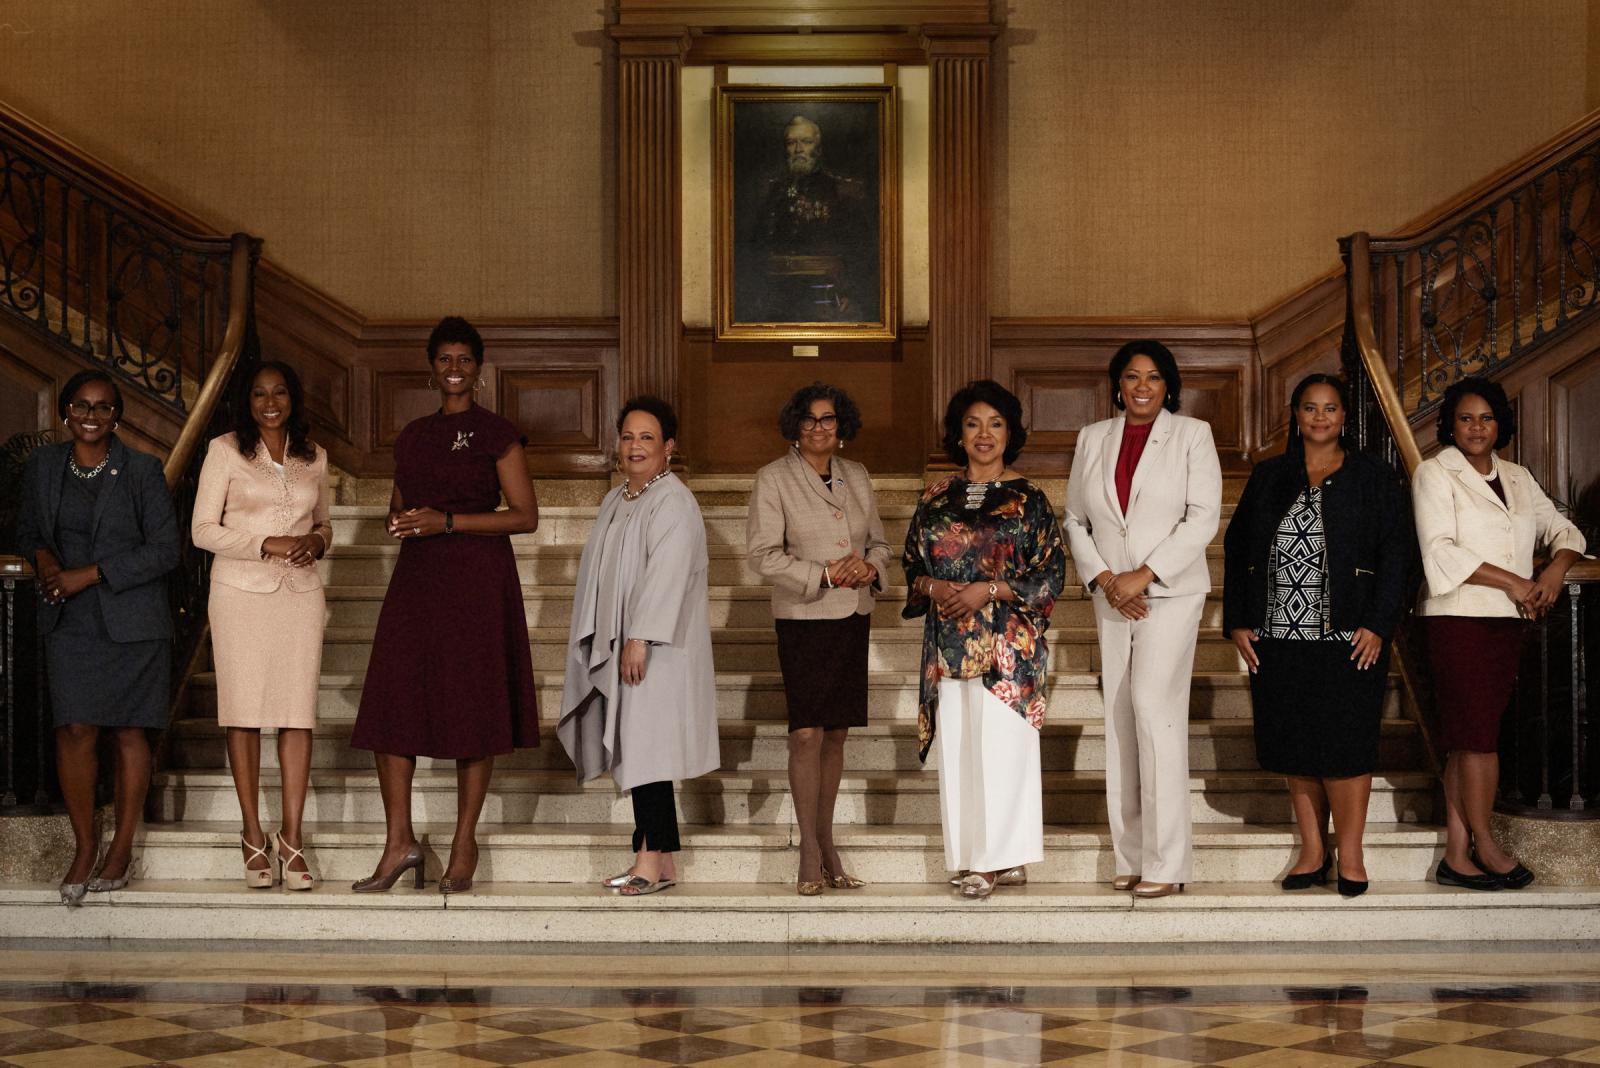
[165,718,1423,773]
[2,880,1590,944]
[147,767,1437,826]
[123,820,1444,884]
[185,669,1403,723]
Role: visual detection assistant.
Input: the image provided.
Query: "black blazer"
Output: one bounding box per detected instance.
[1222,449,1410,640]
[14,436,180,643]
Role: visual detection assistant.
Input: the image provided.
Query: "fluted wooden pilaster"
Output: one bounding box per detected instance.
[923,26,998,437]
[612,26,688,411]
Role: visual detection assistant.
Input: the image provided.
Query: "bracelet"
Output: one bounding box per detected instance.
[445,512,454,535]
[823,565,833,589]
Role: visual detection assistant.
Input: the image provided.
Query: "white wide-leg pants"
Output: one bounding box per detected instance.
[1096,592,1204,884]
[935,677,1045,873]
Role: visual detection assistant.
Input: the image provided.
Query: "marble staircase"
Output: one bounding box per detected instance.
[6,473,1597,943]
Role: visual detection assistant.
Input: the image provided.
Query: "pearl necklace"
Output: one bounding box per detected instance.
[621,468,671,501]
[68,453,110,479]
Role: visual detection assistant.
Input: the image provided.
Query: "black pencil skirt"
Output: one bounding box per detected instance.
[1250,635,1390,778]
[775,612,871,732]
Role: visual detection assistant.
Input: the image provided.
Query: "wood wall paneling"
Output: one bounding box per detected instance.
[372,371,437,451]
[1251,271,1347,456]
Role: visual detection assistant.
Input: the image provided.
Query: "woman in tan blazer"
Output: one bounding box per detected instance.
[192,361,332,891]
[1065,340,1222,898]
[747,383,892,895]
[1414,376,1585,891]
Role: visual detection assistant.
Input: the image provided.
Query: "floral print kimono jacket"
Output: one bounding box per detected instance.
[902,476,1066,761]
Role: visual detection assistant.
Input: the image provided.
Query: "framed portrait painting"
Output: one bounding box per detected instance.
[714,84,899,342]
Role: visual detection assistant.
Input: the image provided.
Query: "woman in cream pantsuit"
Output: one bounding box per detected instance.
[192,361,332,891]
[1065,340,1222,898]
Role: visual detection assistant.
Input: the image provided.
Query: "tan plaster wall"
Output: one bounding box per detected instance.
[995,0,1593,318]
[0,0,613,319]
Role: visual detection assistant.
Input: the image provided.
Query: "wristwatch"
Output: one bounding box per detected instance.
[444,511,455,534]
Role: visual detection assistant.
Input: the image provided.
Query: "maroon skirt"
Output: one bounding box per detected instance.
[1425,615,1528,753]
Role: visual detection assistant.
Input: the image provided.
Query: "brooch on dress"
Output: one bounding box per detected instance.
[451,431,474,451]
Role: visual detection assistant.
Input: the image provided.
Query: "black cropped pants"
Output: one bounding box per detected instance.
[630,779,681,853]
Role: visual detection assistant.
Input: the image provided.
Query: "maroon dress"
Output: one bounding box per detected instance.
[351,404,539,758]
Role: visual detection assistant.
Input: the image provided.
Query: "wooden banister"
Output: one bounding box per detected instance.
[1344,232,1425,475]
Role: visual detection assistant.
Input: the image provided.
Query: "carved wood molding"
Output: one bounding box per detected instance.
[615,0,991,30]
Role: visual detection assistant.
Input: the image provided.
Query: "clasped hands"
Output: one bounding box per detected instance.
[34,551,94,606]
[388,507,446,540]
[921,576,995,621]
[825,554,877,590]
[1508,570,1564,620]
[262,534,325,567]
[1095,567,1154,621]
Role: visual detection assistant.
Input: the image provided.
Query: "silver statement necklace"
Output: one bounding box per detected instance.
[68,453,110,479]
[963,470,1001,510]
[621,468,671,502]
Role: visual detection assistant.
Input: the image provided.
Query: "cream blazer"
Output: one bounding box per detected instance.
[191,433,332,594]
[746,450,892,620]
[1064,409,1223,597]
[1412,446,1587,618]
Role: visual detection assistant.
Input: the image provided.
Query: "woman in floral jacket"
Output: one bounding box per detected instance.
[904,380,1065,899]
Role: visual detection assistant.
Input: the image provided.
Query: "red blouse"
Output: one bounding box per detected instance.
[1115,419,1155,514]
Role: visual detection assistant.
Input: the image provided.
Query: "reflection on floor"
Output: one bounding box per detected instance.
[2,942,1598,1066]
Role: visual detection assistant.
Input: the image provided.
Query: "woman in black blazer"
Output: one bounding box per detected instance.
[1223,374,1408,897]
[15,370,180,906]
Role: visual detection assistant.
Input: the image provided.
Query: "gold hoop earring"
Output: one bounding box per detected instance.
[428,375,437,390]
[474,379,483,392]
[837,439,844,450]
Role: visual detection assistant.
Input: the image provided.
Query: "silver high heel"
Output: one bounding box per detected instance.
[59,882,88,907]
[87,857,135,893]
[241,833,274,889]
[274,832,314,891]
[602,871,636,889]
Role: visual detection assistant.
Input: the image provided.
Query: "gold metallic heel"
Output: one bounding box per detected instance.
[797,878,825,897]
[996,865,1027,887]
[1112,874,1141,891]
[1131,881,1184,898]
[821,863,866,890]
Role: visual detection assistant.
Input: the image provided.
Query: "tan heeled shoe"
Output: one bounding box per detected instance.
[1131,881,1184,898]
[797,877,825,896]
[1113,874,1142,891]
[274,832,314,892]
[241,834,274,889]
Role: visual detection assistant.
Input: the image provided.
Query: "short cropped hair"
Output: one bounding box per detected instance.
[426,315,484,363]
[941,379,1027,467]
[57,369,124,422]
[617,394,678,442]
[1436,376,1515,450]
[777,382,862,442]
[1108,339,1183,412]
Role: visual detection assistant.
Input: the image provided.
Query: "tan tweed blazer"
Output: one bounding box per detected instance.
[746,449,892,620]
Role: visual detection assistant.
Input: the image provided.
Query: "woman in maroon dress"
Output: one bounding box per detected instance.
[350,316,540,894]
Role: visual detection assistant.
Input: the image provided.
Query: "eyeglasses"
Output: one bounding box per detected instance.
[68,401,116,419]
[799,414,838,430]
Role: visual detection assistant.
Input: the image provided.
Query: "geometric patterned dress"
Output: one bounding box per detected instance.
[1251,483,1388,777]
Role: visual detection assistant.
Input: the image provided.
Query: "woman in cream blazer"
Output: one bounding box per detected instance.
[747,383,891,894]
[1065,341,1222,897]
[1413,376,1585,891]
[192,361,332,890]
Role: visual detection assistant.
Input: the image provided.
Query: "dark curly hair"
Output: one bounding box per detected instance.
[1285,372,1351,459]
[233,360,316,462]
[1436,375,1515,450]
[941,379,1027,467]
[426,315,484,363]
[777,382,862,442]
[1108,339,1183,412]
[57,369,124,423]
[617,394,678,443]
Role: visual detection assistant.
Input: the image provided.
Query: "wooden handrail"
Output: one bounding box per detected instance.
[161,233,254,490]
[1344,233,1425,475]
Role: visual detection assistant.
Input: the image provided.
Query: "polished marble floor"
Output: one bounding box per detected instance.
[2,943,1598,1066]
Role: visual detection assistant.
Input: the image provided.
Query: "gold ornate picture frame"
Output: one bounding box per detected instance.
[714,84,900,342]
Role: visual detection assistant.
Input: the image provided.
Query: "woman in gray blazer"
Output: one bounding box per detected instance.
[15,370,181,905]
[747,383,891,895]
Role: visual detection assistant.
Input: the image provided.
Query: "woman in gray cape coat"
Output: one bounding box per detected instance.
[558,396,720,896]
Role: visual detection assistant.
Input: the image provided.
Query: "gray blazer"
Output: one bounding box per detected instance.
[746,449,892,620]
[14,436,181,643]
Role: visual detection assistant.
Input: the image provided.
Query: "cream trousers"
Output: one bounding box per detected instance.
[934,677,1045,874]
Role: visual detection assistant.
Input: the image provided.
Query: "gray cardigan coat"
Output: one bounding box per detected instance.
[557,474,720,791]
